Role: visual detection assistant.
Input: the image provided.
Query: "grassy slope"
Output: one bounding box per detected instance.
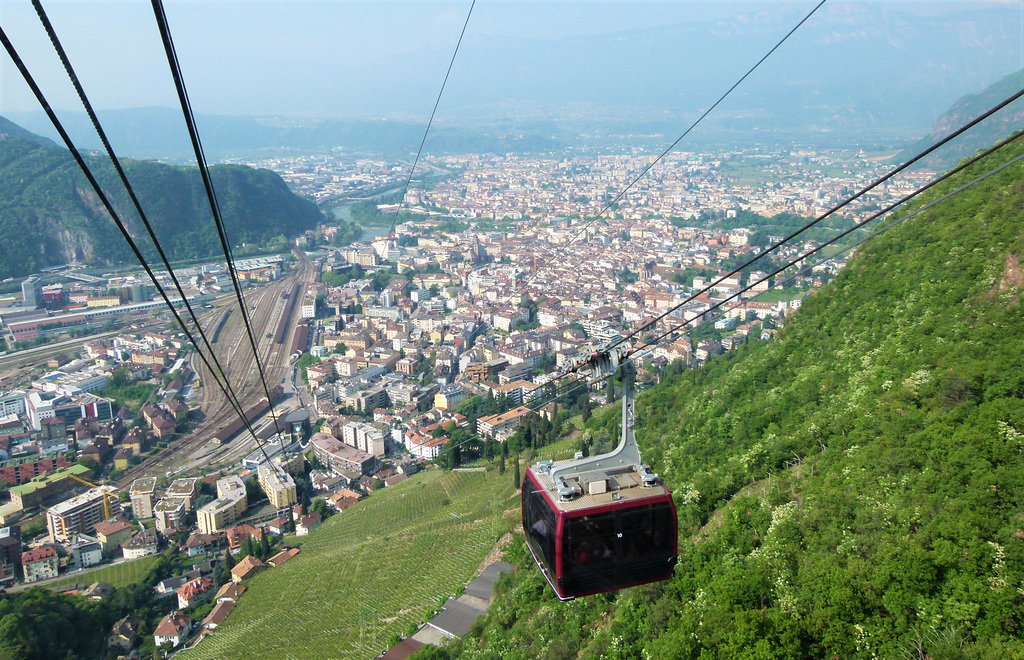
[44,554,160,591]
[181,468,519,660]
[427,144,1024,659]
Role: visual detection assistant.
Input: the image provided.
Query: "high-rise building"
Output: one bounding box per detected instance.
[130,283,151,303]
[154,498,187,533]
[258,464,297,510]
[130,477,157,519]
[46,486,121,542]
[196,476,247,534]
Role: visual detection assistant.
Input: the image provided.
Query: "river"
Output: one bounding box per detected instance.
[330,192,399,240]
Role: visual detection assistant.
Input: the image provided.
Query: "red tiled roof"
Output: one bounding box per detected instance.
[202,600,235,627]
[226,524,265,548]
[154,611,190,637]
[94,520,132,537]
[215,582,246,601]
[22,546,56,564]
[177,577,214,602]
[268,547,300,567]
[230,555,266,579]
[184,532,224,549]
[299,512,322,529]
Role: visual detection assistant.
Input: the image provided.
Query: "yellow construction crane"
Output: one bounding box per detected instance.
[57,474,118,540]
[66,473,115,519]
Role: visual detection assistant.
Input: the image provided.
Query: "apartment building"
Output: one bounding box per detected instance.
[130,477,157,519]
[46,486,121,543]
[196,476,247,534]
[258,464,297,510]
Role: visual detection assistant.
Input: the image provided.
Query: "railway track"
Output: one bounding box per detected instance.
[116,254,317,486]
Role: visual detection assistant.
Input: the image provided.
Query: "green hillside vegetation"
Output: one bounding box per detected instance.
[180,468,520,660]
[0,128,325,279]
[418,142,1024,659]
[0,554,199,660]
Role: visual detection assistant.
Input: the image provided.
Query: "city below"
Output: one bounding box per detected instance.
[0,144,931,653]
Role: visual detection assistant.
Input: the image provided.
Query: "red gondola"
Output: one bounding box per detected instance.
[523,352,678,600]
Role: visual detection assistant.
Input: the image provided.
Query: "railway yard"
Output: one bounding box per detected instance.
[114,253,318,487]
[0,250,319,493]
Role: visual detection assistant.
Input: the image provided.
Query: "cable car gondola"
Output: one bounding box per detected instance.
[522,348,677,600]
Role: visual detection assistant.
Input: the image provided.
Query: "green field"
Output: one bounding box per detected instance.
[746,287,805,304]
[45,554,160,591]
[182,467,520,659]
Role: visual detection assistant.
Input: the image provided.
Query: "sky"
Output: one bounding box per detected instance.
[0,1,1021,129]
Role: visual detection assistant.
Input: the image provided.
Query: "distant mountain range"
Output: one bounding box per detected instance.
[1,108,565,161]
[0,120,325,280]
[0,115,57,148]
[4,3,1019,159]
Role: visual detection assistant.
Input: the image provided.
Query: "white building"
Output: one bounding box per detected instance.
[0,390,26,417]
[21,546,58,583]
[301,296,317,318]
[153,612,192,648]
[46,486,121,543]
[69,534,103,568]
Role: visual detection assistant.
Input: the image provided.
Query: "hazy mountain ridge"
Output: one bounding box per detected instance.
[369,3,1021,129]
[4,108,566,162]
[0,122,325,279]
[5,4,1019,159]
[897,69,1024,171]
[0,116,57,149]
[419,138,1024,658]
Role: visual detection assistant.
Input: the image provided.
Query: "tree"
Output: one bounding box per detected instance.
[437,447,452,471]
[214,564,231,587]
[259,533,272,560]
[111,368,130,388]
[296,352,318,384]
[579,392,592,422]
[78,456,100,479]
[513,457,521,490]
[499,455,506,475]
[162,369,183,386]
[223,550,236,571]
[311,497,332,518]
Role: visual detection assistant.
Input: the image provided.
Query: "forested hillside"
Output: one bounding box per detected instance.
[0,127,324,279]
[420,141,1024,659]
